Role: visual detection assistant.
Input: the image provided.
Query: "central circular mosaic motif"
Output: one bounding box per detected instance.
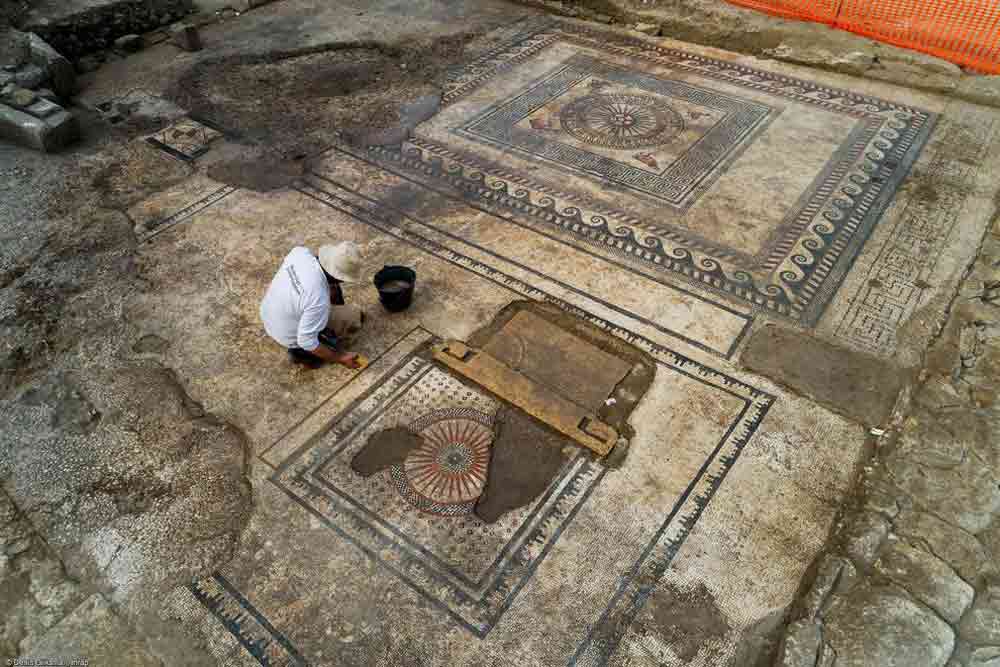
[391,408,494,516]
[559,94,685,150]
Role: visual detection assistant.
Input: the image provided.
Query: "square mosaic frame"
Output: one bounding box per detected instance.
[458,52,777,210]
[368,18,938,326]
[271,354,606,637]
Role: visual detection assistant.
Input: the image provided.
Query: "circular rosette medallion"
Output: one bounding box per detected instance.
[390,408,495,516]
[559,93,685,151]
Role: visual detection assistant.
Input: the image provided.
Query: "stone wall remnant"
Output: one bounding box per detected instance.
[16,0,194,62]
[0,30,78,151]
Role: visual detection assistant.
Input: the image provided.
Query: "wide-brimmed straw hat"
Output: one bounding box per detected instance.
[318,242,363,283]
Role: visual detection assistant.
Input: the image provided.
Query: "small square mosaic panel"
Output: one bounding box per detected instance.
[147,117,223,161]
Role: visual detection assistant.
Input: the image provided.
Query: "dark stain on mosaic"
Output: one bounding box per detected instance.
[474,406,570,523]
[351,426,423,476]
[636,580,732,663]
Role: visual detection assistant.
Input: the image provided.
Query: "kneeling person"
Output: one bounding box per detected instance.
[260,243,366,369]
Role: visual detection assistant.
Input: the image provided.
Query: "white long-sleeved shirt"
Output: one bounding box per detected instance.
[260,247,331,351]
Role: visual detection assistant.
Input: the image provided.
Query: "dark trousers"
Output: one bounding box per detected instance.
[287,331,338,365]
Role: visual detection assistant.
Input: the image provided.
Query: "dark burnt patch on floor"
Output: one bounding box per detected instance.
[634,580,733,663]
[207,153,304,192]
[741,323,913,427]
[165,34,481,158]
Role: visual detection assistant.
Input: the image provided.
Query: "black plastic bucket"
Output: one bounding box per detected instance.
[374,265,416,313]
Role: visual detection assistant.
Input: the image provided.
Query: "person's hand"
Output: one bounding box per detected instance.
[335,352,364,370]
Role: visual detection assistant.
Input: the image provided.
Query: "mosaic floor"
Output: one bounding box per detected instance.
[116,15,1000,667]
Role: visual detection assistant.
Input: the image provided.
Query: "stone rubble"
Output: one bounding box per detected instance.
[169,23,203,52]
[26,33,75,99]
[776,226,1000,666]
[113,33,144,53]
[0,490,85,657]
[0,30,79,152]
[15,0,195,62]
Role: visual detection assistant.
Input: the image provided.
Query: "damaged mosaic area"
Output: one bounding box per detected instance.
[272,356,605,636]
[152,309,834,667]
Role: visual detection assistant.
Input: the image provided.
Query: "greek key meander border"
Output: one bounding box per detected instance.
[433,18,936,326]
[832,115,1000,354]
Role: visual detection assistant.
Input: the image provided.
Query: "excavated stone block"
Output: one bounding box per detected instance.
[777,619,821,667]
[970,646,1000,667]
[0,30,30,69]
[802,555,858,618]
[886,453,1000,535]
[28,33,77,98]
[823,583,955,666]
[894,510,992,585]
[170,24,202,52]
[842,511,890,571]
[14,63,47,89]
[25,98,61,118]
[35,88,59,103]
[10,87,38,108]
[960,584,1000,646]
[114,34,143,52]
[874,541,974,623]
[0,102,80,152]
[232,0,272,10]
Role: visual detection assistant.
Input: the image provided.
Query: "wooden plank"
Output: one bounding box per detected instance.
[432,341,619,456]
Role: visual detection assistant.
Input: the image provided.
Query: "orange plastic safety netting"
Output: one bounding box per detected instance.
[725,0,1000,74]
